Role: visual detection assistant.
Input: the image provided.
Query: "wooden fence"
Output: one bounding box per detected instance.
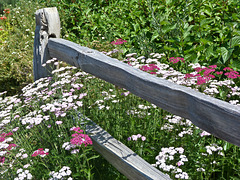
[33,7,240,180]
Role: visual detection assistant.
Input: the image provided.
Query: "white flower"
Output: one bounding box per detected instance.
[0,151,7,156]
[0,143,9,149]
[22,153,28,159]
[17,168,23,174]
[23,164,31,168]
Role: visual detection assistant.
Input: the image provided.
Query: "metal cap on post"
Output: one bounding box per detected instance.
[33,7,60,81]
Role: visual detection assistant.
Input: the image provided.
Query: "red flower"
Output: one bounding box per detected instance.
[4,9,10,14]
[0,16,7,20]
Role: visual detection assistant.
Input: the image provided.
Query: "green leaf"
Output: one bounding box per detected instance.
[151,31,160,42]
[184,52,197,62]
[232,59,240,71]
[231,36,240,47]
[220,47,234,63]
[162,24,177,34]
[200,38,211,45]
[163,45,177,51]
[206,45,214,59]
[160,20,170,25]
[200,18,213,27]
[223,142,233,151]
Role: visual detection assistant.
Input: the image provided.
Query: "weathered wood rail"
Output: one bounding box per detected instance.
[33,7,240,180]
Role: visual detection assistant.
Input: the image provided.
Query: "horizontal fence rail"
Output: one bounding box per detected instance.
[33,7,240,180]
[47,38,240,147]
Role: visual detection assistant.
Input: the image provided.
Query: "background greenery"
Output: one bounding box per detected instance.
[0,0,240,95]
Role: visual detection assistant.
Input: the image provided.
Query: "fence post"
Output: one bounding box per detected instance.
[33,7,60,81]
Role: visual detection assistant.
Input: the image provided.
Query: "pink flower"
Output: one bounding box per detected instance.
[203,68,215,76]
[194,67,203,72]
[0,137,5,142]
[215,71,223,75]
[71,127,84,133]
[32,148,49,157]
[7,143,17,150]
[169,57,185,63]
[70,133,92,147]
[197,76,209,85]
[140,64,159,74]
[141,136,146,141]
[5,132,13,136]
[224,71,240,79]
[208,74,215,79]
[184,73,194,79]
[111,39,127,45]
[208,65,217,69]
[0,157,5,164]
[223,67,233,71]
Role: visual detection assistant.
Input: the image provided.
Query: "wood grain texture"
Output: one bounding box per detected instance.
[48,38,240,147]
[77,114,171,180]
[33,7,60,81]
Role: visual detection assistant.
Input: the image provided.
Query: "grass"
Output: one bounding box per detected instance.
[0,0,240,179]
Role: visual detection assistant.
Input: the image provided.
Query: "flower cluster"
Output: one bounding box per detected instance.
[0,9,10,21]
[4,9,10,14]
[62,127,92,154]
[0,131,16,164]
[0,16,7,20]
[14,168,32,180]
[185,65,240,85]
[49,166,72,180]
[204,143,224,156]
[153,147,189,179]
[31,148,49,157]
[111,39,127,45]
[140,64,160,74]
[169,57,185,64]
[185,65,217,85]
[223,67,240,79]
[127,134,146,141]
[16,149,28,159]
[70,127,92,147]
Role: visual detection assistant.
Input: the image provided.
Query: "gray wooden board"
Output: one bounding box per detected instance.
[48,38,240,147]
[33,7,60,81]
[77,114,171,180]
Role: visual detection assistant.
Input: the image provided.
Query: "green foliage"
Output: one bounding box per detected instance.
[0,0,17,14]
[0,0,46,95]
[1,0,239,95]
[41,0,240,71]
